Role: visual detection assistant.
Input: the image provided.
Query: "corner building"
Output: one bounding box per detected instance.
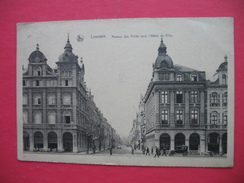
[144,39,207,154]
[22,37,116,153]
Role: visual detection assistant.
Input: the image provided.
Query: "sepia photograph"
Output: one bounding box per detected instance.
[17,18,234,167]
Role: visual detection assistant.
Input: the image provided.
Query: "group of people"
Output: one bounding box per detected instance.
[144,146,167,158]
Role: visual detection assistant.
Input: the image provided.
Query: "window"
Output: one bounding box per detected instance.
[23,111,28,124]
[23,80,26,86]
[210,111,218,125]
[191,109,198,125]
[34,95,41,105]
[190,91,198,103]
[34,112,42,124]
[223,111,227,125]
[222,92,228,107]
[161,91,168,104]
[210,92,219,107]
[33,67,41,76]
[48,94,56,105]
[161,110,168,125]
[64,112,71,124]
[222,74,227,85]
[63,94,71,105]
[36,80,40,86]
[191,73,198,81]
[65,80,68,86]
[176,74,183,81]
[160,73,169,81]
[48,112,56,124]
[23,94,28,105]
[176,91,183,103]
[176,109,183,125]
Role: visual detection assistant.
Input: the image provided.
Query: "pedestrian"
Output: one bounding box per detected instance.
[151,147,154,155]
[162,147,167,156]
[93,145,96,154]
[154,146,160,158]
[146,147,150,156]
[132,147,134,154]
[109,145,112,155]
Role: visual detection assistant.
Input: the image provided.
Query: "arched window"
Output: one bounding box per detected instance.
[210,92,219,107]
[34,94,41,105]
[191,73,198,81]
[33,66,41,76]
[222,74,227,85]
[48,112,56,124]
[176,73,183,81]
[63,94,71,105]
[48,94,56,105]
[34,111,42,124]
[23,94,28,105]
[23,111,28,124]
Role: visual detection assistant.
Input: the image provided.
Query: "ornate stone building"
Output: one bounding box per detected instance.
[206,56,228,154]
[22,37,118,153]
[141,39,228,155]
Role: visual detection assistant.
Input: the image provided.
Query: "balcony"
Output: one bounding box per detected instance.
[206,124,227,129]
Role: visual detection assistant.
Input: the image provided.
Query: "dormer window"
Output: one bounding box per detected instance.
[160,73,169,81]
[222,74,227,85]
[176,74,183,81]
[191,73,198,81]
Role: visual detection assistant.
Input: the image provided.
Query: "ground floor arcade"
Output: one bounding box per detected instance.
[23,129,106,153]
[145,130,227,155]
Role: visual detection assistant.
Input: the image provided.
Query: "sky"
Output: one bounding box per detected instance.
[17,18,234,138]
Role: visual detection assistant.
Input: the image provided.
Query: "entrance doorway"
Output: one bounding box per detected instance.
[34,132,43,150]
[23,131,30,151]
[208,133,220,154]
[160,133,170,150]
[174,133,185,149]
[48,132,58,151]
[63,132,73,152]
[222,133,227,154]
[189,133,200,150]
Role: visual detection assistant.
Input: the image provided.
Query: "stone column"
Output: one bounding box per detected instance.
[57,130,63,152]
[155,90,160,129]
[57,88,61,123]
[185,91,190,125]
[29,131,34,151]
[200,91,205,125]
[43,131,48,151]
[28,89,32,124]
[72,89,77,124]
[200,138,206,154]
[73,132,78,153]
[219,135,222,154]
[170,91,175,126]
[42,89,46,124]
[170,138,174,150]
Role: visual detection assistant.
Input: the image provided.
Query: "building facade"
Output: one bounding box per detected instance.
[136,39,228,155]
[22,37,119,153]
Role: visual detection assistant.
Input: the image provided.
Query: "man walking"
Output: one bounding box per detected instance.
[154,146,160,158]
[146,147,150,156]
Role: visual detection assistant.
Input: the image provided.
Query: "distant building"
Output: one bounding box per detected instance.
[206,56,228,154]
[132,39,228,155]
[22,37,119,153]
